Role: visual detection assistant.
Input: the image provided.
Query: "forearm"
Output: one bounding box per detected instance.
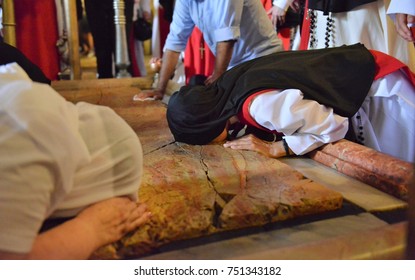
[157,50,181,95]
[214,40,235,76]
[29,217,100,260]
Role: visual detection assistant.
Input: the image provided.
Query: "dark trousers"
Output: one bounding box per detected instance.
[84,0,133,78]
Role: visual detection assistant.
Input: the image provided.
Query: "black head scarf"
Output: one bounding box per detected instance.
[167,44,376,145]
[167,84,231,145]
[0,41,51,84]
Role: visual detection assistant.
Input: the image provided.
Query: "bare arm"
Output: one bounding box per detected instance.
[135,50,181,100]
[268,6,287,27]
[223,134,292,158]
[205,40,236,85]
[0,197,151,260]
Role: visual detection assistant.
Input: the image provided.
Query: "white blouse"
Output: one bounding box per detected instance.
[249,89,348,155]
[249,69,415,162]
[0,63,142,253]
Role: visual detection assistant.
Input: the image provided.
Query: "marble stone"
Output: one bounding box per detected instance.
[52,79,409,260]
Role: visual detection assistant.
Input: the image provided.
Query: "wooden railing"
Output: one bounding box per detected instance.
[2,0,16,47]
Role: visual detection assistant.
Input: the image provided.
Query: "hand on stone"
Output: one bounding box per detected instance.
[133,89,164,101]
[205,72,222,86]
[224,134,272,157]
[224,134,288,158]
[77,197,151,248]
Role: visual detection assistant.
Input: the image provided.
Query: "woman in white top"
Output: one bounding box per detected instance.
[0,62,151,260]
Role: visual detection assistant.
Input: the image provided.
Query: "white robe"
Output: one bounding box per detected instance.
[308,0,415,71]
[250,69,415,162]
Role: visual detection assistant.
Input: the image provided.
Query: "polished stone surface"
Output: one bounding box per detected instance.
[53,78,409,260]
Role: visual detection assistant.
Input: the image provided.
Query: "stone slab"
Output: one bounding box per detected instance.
[279,158,407,212]
[309,140,413,201]
[95,143,343,259]
[51,79,409,260]
[142,214,406,260]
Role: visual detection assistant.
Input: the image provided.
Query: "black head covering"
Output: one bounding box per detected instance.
[309,0,377,13]
[167,85,230,145]
[167,44,376,145]
[0,41,51,84]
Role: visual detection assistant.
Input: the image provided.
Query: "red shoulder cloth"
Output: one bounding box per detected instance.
[370,50,415,86]
[238,89,283,137]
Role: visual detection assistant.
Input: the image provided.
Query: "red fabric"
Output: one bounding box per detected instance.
[278,28,292,50]
[184,27,215,84]
[370,50,415,86]
[238,89,271,130]
[157,7,170,57]
[238,89,283,135]
[128,27,142,77]
[261,0,272,11]
[14,0,60,80]
[299,0,310,50]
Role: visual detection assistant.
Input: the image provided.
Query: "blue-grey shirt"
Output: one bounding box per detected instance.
[164,0,282,69]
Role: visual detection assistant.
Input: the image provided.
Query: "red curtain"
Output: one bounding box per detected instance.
[14,0,60,80]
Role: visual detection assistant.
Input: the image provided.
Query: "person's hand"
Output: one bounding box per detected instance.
[224,134,274,157]
[394,13,415,42]
[149,57,162,72]
[133,89,164,101]
[204,71,223,85]
[223,134,290,158]
[142,11,152,22]
[290,0,301,12]
[268,6,286,27]
[77,197,151,248]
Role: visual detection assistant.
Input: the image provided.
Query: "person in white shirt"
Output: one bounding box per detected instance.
[136,0,282,101]
[0,61,151,260]
[166,44,415,162]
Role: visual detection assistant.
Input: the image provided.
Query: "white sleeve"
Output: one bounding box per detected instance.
[273,0,293,10]
[213,0,243,42]
[140,0,151,14]
[0,64,90,253]
[387,0,415,20]
[249,89,349,155]
[164,0,195,52]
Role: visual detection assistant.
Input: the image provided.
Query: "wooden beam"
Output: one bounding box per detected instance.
[2,0,16,46]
